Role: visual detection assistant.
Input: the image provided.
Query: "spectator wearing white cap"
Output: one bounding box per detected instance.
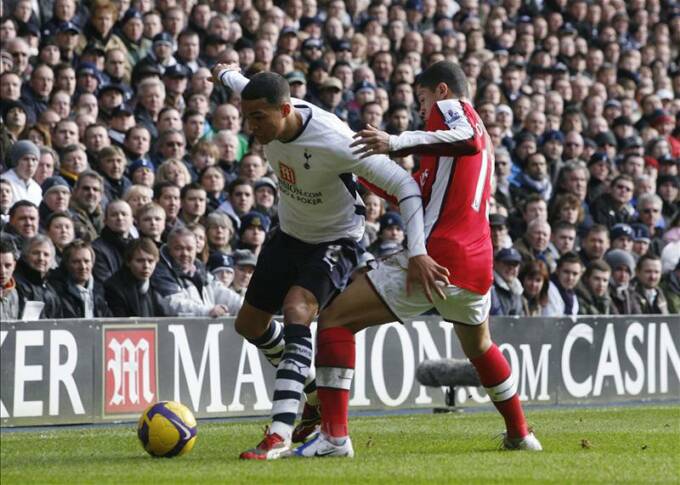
[1,140,42,206]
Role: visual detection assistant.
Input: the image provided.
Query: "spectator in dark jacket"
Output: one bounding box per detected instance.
[490,247,524,316]
[98,145,133,204]
[513,219,556,272]
[13,235,61,318]
[0,239,21,320]
[632,254,669,314]
[579,224,610,266]
[38,176,72,231]
[70,171,106,242]
[51,240,111,318]
[577,260,617,315]
[604,249,642,315]
[590,174,636,228]
[659,261,680,314]
[105,238,166,317]
[92,199,134,284]
[2,200,40,253]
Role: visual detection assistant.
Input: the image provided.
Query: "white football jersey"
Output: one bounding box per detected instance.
[219,71,426,256]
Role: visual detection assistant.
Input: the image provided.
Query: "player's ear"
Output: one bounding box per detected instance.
[437,82,449,99]
[280,102,292,117]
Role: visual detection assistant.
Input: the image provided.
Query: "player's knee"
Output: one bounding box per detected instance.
[282,300,316,325]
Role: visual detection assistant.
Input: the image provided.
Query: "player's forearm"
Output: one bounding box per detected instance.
[217,69,249,95]
[398,181,427,258]
[389,128,481,157]
[357,156,427,256]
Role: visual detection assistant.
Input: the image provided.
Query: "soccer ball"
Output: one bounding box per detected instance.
[137,401,198,457]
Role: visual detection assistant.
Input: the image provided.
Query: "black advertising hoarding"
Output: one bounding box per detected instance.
[0,320,97,426]
[1,316,678,427]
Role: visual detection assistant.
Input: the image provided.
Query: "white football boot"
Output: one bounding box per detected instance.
[290,432,355,458]
[501,432,543,451]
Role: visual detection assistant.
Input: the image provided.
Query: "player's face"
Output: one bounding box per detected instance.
[242,98,287,144]
[416,85,436,121]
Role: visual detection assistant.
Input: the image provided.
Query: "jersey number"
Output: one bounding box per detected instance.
[471,148,490,212]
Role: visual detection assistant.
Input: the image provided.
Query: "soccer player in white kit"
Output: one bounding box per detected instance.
[212,63,450,460]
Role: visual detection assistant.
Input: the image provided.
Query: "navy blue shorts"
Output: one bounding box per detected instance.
[244,228,360,315]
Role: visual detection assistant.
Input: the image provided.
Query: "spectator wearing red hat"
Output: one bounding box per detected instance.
[650,110,680,158]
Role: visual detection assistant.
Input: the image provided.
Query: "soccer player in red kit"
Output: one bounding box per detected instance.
[292,61,542,458]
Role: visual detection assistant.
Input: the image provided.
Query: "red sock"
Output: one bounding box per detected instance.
[470,343,529,439]
[316,327,355,438]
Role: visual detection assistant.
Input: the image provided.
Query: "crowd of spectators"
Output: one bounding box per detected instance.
[0,0,678,321]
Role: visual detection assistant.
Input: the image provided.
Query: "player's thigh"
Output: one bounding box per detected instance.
[234,301,274,340]
[434,286,493,359]
[319,274,397,333]
[295,239,360,311]
[243,229,295,315]
[433,284,491,326]
[364,251,434,322]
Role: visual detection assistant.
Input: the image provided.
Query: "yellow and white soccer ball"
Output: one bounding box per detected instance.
[137,401,197,457]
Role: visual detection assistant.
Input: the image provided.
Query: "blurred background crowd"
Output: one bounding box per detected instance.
[0,0,678,321]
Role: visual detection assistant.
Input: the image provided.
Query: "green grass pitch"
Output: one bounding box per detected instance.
[1,405,678,484]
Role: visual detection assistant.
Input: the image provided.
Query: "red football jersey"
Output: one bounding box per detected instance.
[363,99,494,294]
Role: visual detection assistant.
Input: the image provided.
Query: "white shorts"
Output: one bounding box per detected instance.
[366,251,491,326]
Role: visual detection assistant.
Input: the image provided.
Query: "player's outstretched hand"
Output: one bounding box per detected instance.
[211,62,240,85]
[406,254,451,303]
[350,124,391,159]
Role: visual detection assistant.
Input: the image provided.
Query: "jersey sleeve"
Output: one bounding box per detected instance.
[217,69,250,95]
[388,100,483,157]
[326,128,426,257]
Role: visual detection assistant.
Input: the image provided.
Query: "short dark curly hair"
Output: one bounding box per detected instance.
[242,71,291,105]
[416,61,469,98]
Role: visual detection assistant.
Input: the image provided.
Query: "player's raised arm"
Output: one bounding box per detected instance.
[212,62,249,95]
[352,102,483,159]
